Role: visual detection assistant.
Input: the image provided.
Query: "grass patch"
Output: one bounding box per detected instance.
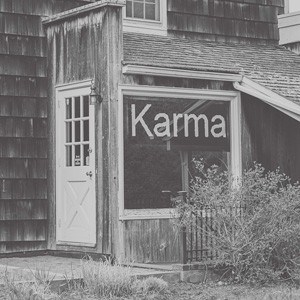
[2,258,170,300]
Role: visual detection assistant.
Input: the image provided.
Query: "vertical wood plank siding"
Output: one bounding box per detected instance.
[0,0,92,254]
[242,95,300,181]
[124,219,181,263]
[167,0,284,44]
[46,5,123,255]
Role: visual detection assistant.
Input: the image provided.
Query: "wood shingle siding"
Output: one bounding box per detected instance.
[167,0,284,44]
[0,35,46,57]
[0,0,93,254]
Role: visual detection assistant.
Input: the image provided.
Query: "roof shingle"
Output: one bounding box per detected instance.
[123,33,300,103]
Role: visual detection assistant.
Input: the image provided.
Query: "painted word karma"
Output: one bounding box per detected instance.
[131,104,226,138]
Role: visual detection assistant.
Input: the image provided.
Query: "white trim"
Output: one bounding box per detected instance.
[43,0,126,25]
[118,85,242,221]
[120,84,238,100]
[123,65,243,82]
[278,10,300,44]
[123,0,167,36]
[56,79,92,91]
[120,209,177,220]
[230,93,242,187]
[55,79,96,246]
[234,78,300,122]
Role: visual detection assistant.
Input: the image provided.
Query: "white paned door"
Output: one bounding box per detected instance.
[56,83,96,246]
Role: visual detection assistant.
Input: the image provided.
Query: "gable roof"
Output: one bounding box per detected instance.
[123,32,300,104]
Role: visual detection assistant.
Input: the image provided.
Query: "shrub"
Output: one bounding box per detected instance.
[175,161,300,284]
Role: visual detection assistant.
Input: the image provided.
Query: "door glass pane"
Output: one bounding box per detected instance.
[84,144,90,166]
[66,122,72,143]
[64,92,92,168]
[83,96,89,117]
[66,98,72,119]
[74,145,81,166]
[75,96,80,118]
[66,146,72,167]
[75,121,80,142]
[83,120,89,142]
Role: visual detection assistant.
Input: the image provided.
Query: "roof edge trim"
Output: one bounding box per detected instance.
[42,0,125,26]
[122,65,242,82]
[234,78,300,122]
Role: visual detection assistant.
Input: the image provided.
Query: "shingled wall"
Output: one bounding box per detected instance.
[167,0,285,44]
[0,0,92,254]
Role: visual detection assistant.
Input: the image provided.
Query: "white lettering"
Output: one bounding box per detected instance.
[130,104,227,139]
[184,114,209,137]
[173,113,183,137]
[131,104,153,137]
[211,115,226,138]
[153,113,170,137]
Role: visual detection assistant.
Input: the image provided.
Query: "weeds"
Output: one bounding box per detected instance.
[3,265,58,300]
[81,258,134,298]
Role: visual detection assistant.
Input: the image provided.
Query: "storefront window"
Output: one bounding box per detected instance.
[123,96,230,210]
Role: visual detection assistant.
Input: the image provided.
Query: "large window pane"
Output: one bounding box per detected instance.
[123,96,230,209]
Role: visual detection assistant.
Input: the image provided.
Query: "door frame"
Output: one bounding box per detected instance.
[55,79,96,247]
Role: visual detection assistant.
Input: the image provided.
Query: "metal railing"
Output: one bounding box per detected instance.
[178,192,245,264]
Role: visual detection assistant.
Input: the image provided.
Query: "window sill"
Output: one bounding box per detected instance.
[120,208,177,220]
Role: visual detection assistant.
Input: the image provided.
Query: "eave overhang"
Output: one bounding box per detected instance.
[122,64,300,122]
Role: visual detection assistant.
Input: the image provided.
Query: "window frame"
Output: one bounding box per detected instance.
[118,85,242,220]
[123,0,167,36]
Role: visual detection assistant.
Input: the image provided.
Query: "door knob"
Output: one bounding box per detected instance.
[86,171,93,177]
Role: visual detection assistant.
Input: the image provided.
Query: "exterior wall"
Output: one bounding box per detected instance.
[241,94,300,182]
[0,0,92,254]
[45,3,123,255]
[278,10,300,46]
[120,74,236,263]
[167,0,284,44]
[278,9,300,54]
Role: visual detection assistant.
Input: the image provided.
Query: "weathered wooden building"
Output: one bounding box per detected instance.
[1,0,300,264]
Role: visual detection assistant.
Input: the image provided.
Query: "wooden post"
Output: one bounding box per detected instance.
[178,191,188,265]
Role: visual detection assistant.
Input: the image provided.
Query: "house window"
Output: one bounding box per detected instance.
[126,0,160,21]
[123,0,167,36]
[123,96,230,210]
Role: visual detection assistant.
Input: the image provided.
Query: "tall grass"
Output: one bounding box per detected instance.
[81,258,134,298]
[3,266,58,300]
[2,258,169,299]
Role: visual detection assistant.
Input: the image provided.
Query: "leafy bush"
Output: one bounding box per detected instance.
[175,161,300,284]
